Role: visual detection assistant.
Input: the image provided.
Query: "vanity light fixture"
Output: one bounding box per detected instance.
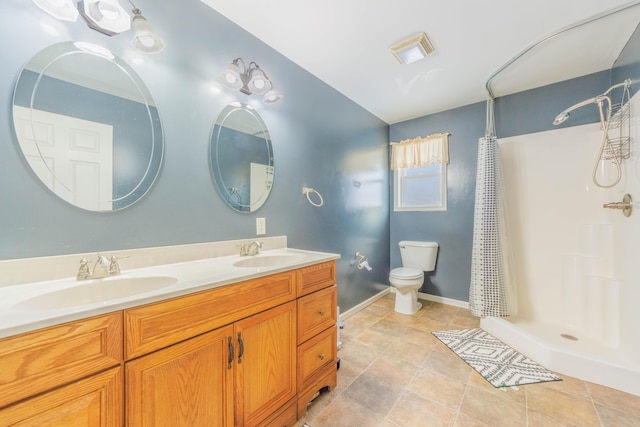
[220,58,284,104]
[389,32,434,65]
[77,0,131,36]
[129,0,165,53]
[32,0,79,21]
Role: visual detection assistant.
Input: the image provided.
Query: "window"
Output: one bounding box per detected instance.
[394,162,447,211]
[390,132,449,212]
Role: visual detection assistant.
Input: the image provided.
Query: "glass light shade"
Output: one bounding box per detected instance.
[32,0,79,21]
[220,62,243,90]
[396,45,427,64]
[131,15,165,53]
[263,89,283,104]
[248,68,272,95]
[78,0,130,36]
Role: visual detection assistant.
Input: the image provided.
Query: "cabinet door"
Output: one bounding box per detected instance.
[126,325,234,427]
[235,301,296,427]
[0,366,122,426]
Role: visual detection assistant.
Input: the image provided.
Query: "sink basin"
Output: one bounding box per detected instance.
[14,276,178,311]
[233,255,303,268]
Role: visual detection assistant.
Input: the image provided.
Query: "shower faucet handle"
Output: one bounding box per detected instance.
[603,194,632,217]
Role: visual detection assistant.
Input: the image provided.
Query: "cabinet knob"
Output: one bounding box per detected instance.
[318,353,325,360]
[319,310,325,316]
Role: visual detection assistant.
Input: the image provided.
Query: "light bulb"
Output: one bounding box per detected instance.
[97,1,119,20]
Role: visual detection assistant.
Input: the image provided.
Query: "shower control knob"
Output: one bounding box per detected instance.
[603,194,633,217]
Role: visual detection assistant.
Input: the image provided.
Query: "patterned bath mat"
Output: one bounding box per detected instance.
[432,328,561,388]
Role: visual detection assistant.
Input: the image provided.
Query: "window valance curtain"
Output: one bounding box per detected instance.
[390,133,449,171]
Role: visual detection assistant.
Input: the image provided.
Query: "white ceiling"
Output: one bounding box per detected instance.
[201,0,640,124]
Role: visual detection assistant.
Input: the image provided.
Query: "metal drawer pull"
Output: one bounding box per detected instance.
[237,332,244,364]
[318,353,325,360]
[319,310,325,316]
[227,336,234,369]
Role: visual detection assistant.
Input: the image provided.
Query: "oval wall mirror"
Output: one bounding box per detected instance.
[12,41,164,211]
[209,103,274,213]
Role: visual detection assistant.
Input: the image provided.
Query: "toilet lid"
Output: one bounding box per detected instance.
[390,267,423,280]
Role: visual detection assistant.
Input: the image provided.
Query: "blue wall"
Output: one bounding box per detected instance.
[2,2,638,312]
[389,73,609,303]
[0,1,389,312]
[389,102,485,302]
[389,21,640,304]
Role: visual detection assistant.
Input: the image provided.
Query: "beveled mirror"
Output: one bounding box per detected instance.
[12,41,164,211]
[209,103,274,212]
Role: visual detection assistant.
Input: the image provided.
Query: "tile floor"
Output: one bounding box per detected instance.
[295,293,640,427]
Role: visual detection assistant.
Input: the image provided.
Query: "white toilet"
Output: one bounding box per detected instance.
[389,241,439,315]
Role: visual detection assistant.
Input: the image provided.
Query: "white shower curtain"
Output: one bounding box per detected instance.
[469,136,514,317]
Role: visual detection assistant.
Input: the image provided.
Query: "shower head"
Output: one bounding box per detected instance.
[553,112,570,125]
[552,97,598,125]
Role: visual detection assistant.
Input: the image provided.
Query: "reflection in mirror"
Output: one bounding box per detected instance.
[12,41,164,211]
[209,103,274,212]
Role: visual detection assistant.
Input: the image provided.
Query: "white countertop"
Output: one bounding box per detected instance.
[0,248,340,339]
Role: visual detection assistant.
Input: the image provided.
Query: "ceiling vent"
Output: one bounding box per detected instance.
[389,32,434,65]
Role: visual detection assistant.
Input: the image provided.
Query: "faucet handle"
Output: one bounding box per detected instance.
[239,242,248,256]
[77,258,90,280]
[108,256,121,275]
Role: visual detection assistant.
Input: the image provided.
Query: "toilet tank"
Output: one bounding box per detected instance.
[399,241,439,271]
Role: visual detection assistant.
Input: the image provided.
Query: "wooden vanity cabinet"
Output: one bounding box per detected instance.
[126,325,235,426]
[295,262,338,418]
[0,367,123,426]
[235,301,296,427]
[123,271,297,427]
[0,312,123,426]
[0,259,337,427]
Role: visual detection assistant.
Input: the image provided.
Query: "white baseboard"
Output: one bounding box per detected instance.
[417,291,469,309]
[339,287,468,321]
[340,288,390,320]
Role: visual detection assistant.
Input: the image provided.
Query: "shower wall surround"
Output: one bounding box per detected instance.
[0,2,389,312]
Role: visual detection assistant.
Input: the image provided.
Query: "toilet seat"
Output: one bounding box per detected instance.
[389,267,423,280]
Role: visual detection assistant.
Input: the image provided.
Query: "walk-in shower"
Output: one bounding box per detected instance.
[480,2,640,396]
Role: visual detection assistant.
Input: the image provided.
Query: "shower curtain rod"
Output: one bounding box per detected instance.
[484,0,640,100]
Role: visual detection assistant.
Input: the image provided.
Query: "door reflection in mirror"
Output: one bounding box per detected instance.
[210,103,274,213]
[12,41,164,211]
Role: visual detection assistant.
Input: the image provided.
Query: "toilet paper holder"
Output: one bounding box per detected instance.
[350,251,372,271]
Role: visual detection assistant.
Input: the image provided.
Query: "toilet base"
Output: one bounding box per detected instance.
[394,289,422,315]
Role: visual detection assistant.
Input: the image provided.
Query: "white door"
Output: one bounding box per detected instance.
[14,106,114,211]
[249,162,273,211]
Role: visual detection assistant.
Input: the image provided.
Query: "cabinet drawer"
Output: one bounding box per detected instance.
[297,327,337,389]
[125,271,295,359]
[295,261,336,297]
[0,366,123,426]
[297,286,337,344]
[0,312,122,408]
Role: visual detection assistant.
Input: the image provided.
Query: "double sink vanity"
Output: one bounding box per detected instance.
[0,237,340,426]
[4,33,336,427]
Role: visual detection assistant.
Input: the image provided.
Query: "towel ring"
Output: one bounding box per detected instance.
[302,187,324,207]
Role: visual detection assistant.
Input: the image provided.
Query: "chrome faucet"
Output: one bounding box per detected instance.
[92,254,110,279]
[239,241,263,256]
[247,241,263,256]
[77,254,121,280]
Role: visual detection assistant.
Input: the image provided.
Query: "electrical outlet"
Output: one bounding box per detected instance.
[256,217,266,235]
